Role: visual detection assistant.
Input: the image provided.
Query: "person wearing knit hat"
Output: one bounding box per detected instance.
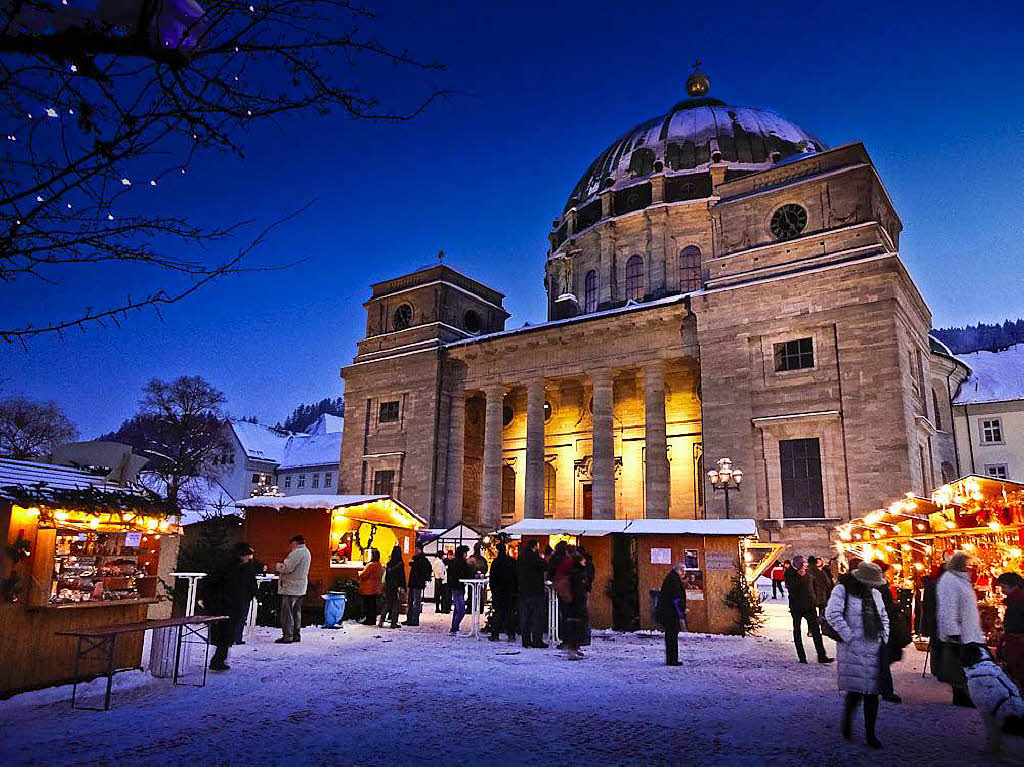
[825,560,890,748]
[937,550,985,707]
[785,555,833,665]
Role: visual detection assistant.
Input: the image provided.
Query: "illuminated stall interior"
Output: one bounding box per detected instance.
[836,475,1024,643]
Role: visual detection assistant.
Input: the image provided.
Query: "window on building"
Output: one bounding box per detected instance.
[324,472,333,488]
[774,338,814,372]
[284,475,291,489]
[502,404,514,427]
[779,438,825,518]
[940,461,956,484]
[379,400,400,423]
[373,470,395,496]
[986,464,1009,480]
[679,246,701,292]
[543,401,552,422]
[544,463,556,518]
[624,255,644,302]
[584,270,598,313]
[297,474,306,488]
[501,464,516,521]
[932,390,943,430]
[312,473,320,489]
[981,418,1004,444]
[251,473,260,484]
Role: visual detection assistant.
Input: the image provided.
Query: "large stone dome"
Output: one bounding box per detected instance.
[562,86,826,214]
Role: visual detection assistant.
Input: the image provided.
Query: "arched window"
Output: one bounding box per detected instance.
[543,463,556,518]
[584,270,598,313]
[932,389,943,431]
[501,464,516,521]
[679,246,701,293]
[625,255,644,302]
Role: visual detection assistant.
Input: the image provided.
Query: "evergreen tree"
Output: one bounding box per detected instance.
[277,396,344,433]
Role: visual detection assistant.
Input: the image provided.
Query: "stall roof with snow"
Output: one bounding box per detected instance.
[236,494,427,526]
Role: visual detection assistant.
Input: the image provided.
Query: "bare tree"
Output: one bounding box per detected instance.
[1,0,446,343]
[0,396,79,458]
[107,374,231,505]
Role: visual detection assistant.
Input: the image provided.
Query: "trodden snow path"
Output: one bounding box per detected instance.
[1,600,1021,766]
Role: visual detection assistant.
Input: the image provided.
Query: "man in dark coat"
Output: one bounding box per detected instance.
[516,539,548,648]
[404,541,432,626]
[204,542,256,671]
[656,563,687,666]
[381,545,406,629]
[447,545,473,635]
[488,542,518,642]
[233,555,261,645]
[785,555,833,664]
[806,556,832,618]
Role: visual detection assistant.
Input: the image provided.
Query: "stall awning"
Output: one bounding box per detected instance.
[499,518,758,538]
[236,494,427,527]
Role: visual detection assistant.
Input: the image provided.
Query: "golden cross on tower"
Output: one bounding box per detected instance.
[692,59,702,71]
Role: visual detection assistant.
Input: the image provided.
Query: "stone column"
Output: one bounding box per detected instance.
[643,361,669,519]
[444,387,465,527]
[524,379,546,519]
[591,369,616,519]
[480,384,505,530]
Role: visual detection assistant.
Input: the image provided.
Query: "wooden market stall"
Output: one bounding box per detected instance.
[836,475,1024,646]
[238,494,426,604]
[499,518,757,634]
[0,457,181,698]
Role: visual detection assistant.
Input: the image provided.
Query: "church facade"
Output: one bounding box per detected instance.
[339,70,963,554]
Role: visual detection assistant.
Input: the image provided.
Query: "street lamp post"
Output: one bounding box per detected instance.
[708,457,743,519]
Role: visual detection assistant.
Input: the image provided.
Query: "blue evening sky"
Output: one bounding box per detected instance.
[2,0,1022,438]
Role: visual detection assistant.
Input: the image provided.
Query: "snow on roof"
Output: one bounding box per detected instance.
[279,431,341,470]
[445,294,688,350]
[236,493,428,525]
[307,414,343,435]
[953,344,1024,405]
[0,456,139,498]
[500,517,758,538]
[230,420,298,462]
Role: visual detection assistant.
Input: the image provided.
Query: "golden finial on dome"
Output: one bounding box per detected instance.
[685,59,710,97]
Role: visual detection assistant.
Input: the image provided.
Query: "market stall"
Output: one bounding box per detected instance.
[499,518,757,634]
[836,475,1024,647]
[0,457,181,698]
[238,494,426,607]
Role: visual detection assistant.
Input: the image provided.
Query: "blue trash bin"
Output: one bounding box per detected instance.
[322,592,347,629]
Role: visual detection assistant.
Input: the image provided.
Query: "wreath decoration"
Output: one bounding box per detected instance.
[356,522,377,554]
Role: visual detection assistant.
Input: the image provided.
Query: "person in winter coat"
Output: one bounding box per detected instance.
[825,561,890,749]
[577,544,596,648]
[274,535,312,644]
[962,642,1024,755]
[872,560,903,704]
[381,545,407,628]
[561,552,590,661]
[517,539,548,648]
[405,542,432,626]
[435,550,453,613]
[656,563,687,666]
[786,556,833,664]
[997,572,1024,688]
[447,545,473,635]
[358,548,384,626]
[769,561,786,599]
[488,542,518,642]
[205,542,256,671]
[806,556,832,618]
[937,552,985,706]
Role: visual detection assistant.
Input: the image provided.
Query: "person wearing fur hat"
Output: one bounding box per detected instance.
[937,552,985,707]
[825,561,890,749]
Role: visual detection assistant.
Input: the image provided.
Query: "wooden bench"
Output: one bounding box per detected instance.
[57,615,226,710]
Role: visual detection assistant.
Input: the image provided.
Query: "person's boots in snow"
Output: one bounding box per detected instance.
[864,694,882,749]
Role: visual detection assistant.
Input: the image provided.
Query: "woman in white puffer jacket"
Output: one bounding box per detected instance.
[825,561,890,749]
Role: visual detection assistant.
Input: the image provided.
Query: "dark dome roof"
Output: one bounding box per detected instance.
[563,95,826,213]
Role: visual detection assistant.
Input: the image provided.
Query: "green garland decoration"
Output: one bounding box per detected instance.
[356,522,377,554]
[1,483,179,516]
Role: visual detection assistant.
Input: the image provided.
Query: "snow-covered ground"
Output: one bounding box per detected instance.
[1,597,1020,766]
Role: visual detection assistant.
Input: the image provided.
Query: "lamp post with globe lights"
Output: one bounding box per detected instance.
[708,458,743,519]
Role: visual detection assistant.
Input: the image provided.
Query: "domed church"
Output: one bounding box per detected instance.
[339,68,964,553]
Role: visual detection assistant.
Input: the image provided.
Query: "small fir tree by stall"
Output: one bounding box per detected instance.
[723,561,764,636]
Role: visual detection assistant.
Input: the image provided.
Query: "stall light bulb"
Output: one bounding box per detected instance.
[1012,548,1022,558]
[989,521,1001,531]
[964,543,975,552]
[89,517,99,530]
[914,563,924,571]
[146,518,158,531]
[54,510,69,521]
[945,521,955,530]
[159,519,170,532]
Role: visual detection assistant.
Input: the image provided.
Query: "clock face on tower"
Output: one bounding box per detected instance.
[393,303,413,331]
[770,204,808,240]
